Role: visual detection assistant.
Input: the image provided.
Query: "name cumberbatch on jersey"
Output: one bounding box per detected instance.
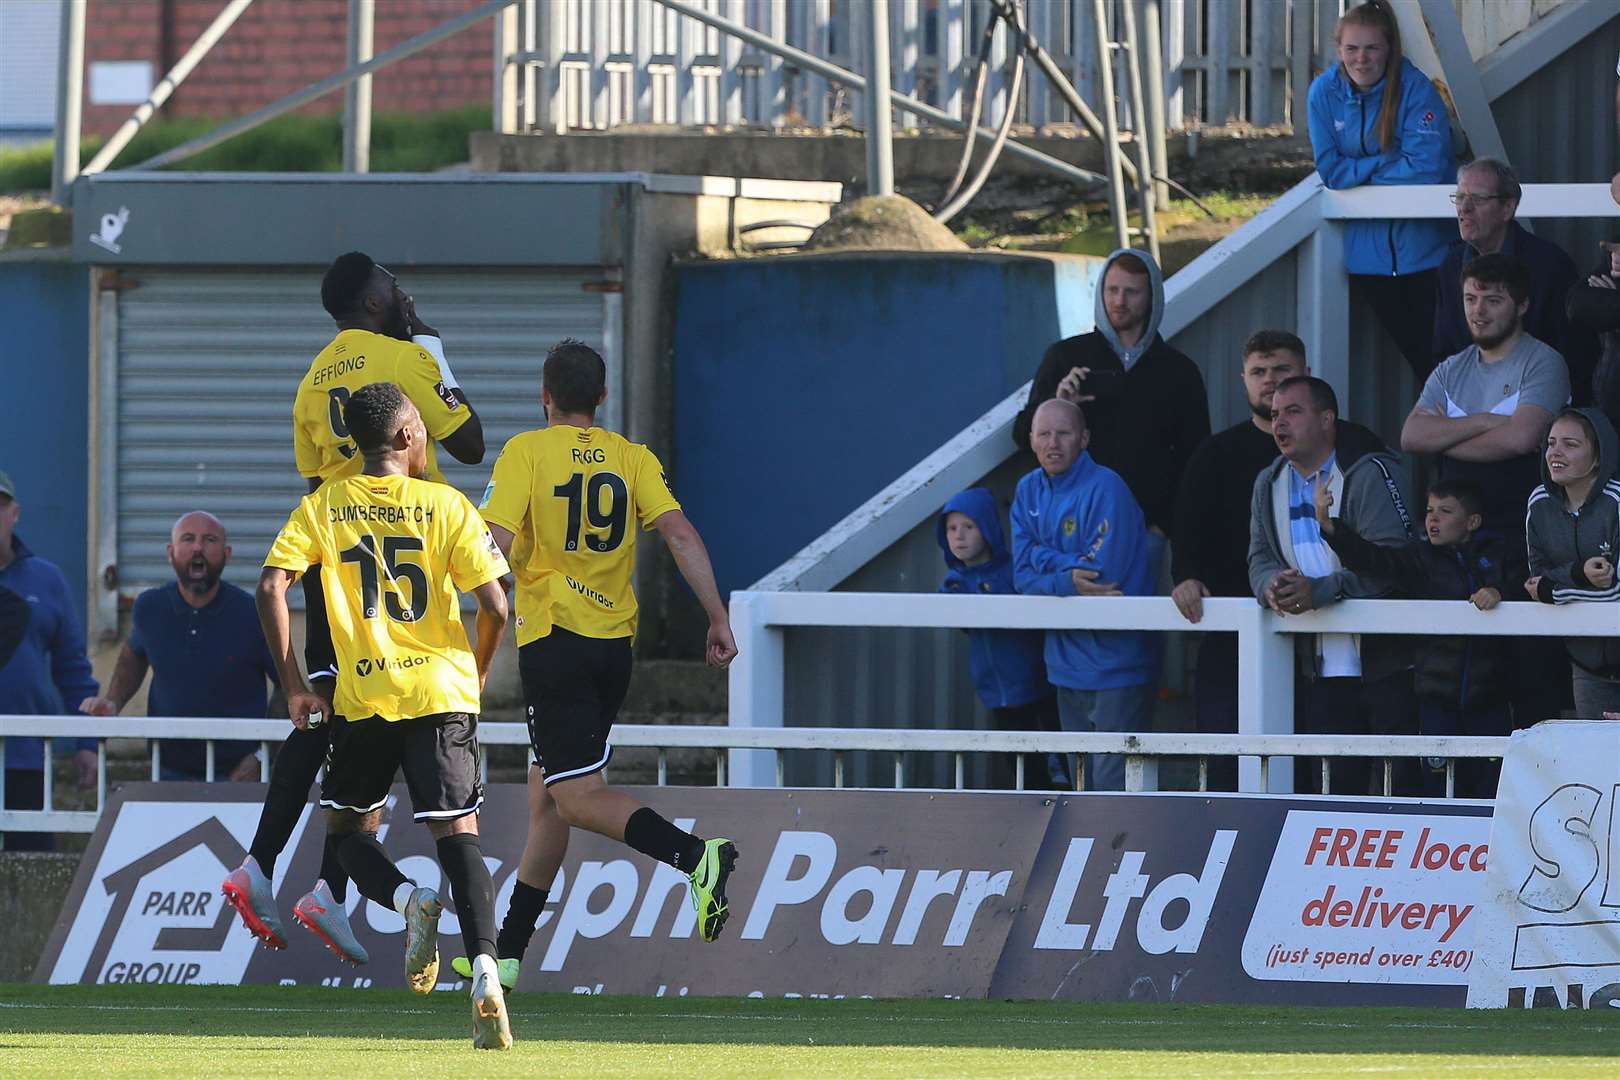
[328,503,436,524]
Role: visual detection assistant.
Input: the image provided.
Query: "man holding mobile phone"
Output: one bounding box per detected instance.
[1013,249,1211,584]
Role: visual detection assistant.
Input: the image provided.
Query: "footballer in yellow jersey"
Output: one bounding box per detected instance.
[264,467,507,724]
[292,255,483,489]
[257,382,513,1049]
[455,339,737,991]
[479,421,678,645]
[224,253,488,973]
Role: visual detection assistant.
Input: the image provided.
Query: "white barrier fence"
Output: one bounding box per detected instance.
[725,592,1620,791]
[0,708,1526,835]
[496,0,1336,134]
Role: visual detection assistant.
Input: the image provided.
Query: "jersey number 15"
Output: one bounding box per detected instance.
[340,535,428,622]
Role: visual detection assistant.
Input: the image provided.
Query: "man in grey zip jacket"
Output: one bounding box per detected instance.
[1526,406,1620,718]
[1248,377,1418,793]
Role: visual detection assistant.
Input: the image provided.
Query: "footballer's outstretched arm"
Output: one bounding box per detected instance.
[439,394,485,465]
[652,510,738,668]
[255,567,326,729]
[405,299,486,465]
[470,577,509,692]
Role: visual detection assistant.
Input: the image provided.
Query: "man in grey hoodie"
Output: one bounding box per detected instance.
[1012,249,1210,553]
[1526,406,1620,718]
[1248,377,1419,794]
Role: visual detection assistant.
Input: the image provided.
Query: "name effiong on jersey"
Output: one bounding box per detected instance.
[312,354,367,386]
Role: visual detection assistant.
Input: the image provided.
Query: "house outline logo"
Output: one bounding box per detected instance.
[83,816,247,983]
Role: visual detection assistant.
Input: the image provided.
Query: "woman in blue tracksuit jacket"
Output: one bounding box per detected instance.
[1307,0,1455,380]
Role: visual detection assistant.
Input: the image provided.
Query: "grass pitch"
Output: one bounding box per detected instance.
[0,984,1614,1078]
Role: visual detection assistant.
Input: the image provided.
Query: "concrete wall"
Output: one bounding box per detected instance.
[0,255,91,616]
[0,853,79,981]
[1458,0,1579,58]
[670,251,1099,601]
[469,129,1314,194]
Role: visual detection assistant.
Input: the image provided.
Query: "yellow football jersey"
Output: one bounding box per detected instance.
[480,425,679,645]
[292,329,470,485]
[265,473,510,722]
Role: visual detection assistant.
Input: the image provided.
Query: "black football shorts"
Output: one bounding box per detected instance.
[320,711,483,821]
[519,627,633,786]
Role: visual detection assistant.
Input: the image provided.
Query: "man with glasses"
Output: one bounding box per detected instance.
[221,252,486,965]
[1432,159,1592,398]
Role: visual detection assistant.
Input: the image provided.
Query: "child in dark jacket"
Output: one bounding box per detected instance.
[938,488,1068,791]
[1315,478,1520,797]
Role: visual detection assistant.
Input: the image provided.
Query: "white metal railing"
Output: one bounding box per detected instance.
[495,0,1344,135]
[725,592,1620,791]
[0,707,1526,834]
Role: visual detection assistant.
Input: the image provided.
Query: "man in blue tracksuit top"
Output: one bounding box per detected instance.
[1011,400,1159,791]
[0,471,99,850]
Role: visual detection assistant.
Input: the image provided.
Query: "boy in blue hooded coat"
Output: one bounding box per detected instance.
[938,488,1067,790]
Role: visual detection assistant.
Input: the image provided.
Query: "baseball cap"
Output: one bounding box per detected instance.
[0,471,13,500]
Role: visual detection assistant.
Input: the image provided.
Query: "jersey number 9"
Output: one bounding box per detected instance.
[327,387,358,460]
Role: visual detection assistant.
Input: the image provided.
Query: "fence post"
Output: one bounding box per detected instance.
[767,0,788,125]
[495,1,521,132]
[727,592,784,787]
[1237,605,1294,793]
[941,0,964,118]
[1162,0,1183,127]
[721,0,745,123]
[543,0,568,131]
[342,0,375,172]
[1299,218,1349,403]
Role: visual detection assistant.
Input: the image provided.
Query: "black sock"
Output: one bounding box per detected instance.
[624,808,706,872]
[321,833,349,904]
[336,832,410,908]
[248,725,328,872]
[495,880,549,961]
[437,833,497,963]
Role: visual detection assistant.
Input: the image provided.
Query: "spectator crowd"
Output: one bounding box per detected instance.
[938,0,1620,797]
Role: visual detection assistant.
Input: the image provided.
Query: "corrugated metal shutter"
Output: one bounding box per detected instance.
[0,0,58,139]
[114,267,611,599]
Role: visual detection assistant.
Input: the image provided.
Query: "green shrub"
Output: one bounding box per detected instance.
[0,105,490,194]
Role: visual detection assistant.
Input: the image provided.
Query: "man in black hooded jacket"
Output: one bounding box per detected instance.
[1013,248,1210,550]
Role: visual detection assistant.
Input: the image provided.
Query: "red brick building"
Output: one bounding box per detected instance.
[81,0,491,136]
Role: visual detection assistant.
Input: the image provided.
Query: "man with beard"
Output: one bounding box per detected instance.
[81,512,272,782]
[221,252,485,964]
[1402,253,1571,727]
[1013,249,1209,575]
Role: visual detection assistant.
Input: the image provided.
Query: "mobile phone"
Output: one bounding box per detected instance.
[1084,369,1125,400]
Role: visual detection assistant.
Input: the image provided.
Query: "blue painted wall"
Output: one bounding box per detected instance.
[673,252,1098,597]
[0,259,91,614]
